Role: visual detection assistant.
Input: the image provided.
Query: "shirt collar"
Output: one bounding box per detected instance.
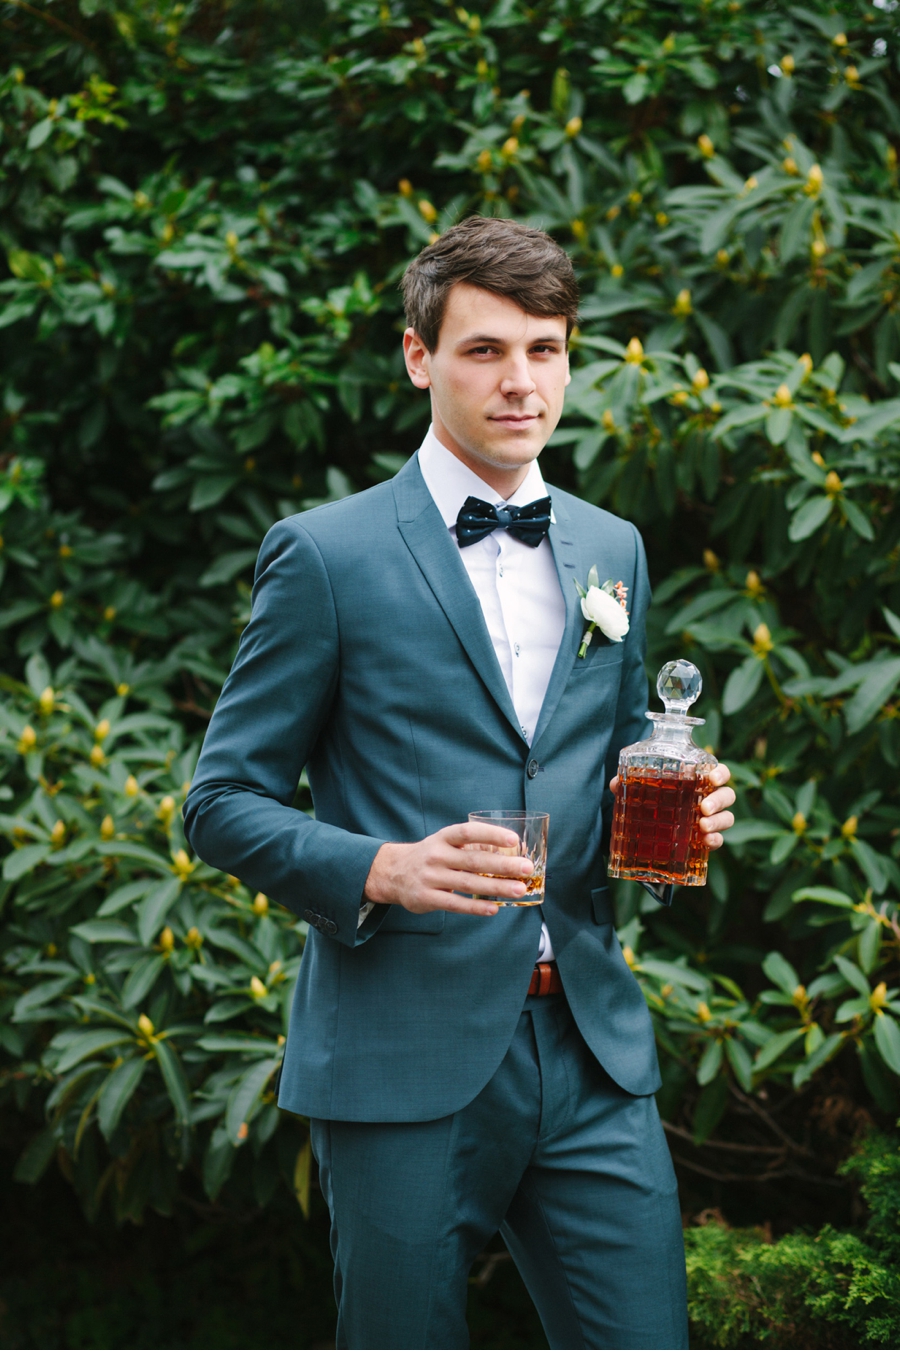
[417,424,549,531]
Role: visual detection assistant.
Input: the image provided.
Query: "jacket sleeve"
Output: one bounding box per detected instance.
[183,517,387,947]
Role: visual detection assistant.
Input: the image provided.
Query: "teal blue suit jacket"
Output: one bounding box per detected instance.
[184,454,660,1119]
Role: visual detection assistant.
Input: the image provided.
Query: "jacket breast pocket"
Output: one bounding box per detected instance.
[591,886,614,926]
[571,643,625,674]
[379,907,446,934]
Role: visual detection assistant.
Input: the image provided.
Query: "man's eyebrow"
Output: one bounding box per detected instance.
[456,332,566,346]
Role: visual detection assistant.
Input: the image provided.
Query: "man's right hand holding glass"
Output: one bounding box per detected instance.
[363,822,534,917]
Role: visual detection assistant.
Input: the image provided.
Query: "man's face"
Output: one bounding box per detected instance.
[403,283,571,484]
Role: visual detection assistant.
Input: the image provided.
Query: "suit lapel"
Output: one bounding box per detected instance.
[531,492,581,750]
[393,457,525,742]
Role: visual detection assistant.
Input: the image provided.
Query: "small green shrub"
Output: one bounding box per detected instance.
[686,1132,900,1349]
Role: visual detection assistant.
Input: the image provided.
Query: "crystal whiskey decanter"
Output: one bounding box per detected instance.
[608,659,718,888]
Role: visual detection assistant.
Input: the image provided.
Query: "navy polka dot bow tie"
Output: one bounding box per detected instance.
[456,495,553,549]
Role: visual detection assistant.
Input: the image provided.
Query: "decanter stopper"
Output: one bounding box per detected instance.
[657,659,702,716]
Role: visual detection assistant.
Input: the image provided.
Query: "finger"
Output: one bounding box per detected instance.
[444,869,529,901]
[705,833,724,851]
[709,763,732,787]
[442,821,521,850]
[700,787,736,815]
[699,811,734,835]
[405,893,500,918]
[609,775,620,793]
[449,846,533,878]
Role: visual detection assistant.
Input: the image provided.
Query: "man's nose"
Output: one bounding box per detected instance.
[499,357,536,398]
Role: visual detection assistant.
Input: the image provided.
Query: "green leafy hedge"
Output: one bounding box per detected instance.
[686,1131,900,1348]
[1,0,900,1247]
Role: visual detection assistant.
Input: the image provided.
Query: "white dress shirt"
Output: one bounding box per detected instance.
[417,426,566,962]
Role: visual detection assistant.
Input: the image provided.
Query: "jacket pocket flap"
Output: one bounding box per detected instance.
[591,886,613,926]
[379,906,446,934]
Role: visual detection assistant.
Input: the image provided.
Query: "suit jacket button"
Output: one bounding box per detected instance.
[527,758,539,779]
[322,919,338,936]
[302,909,316,924]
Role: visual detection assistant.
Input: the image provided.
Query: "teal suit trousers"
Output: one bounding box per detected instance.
[312,994,688,1351]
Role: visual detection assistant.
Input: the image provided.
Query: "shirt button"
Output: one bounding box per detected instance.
[514,643,520,656]
[498,566,504,577]
[527,759,539,779]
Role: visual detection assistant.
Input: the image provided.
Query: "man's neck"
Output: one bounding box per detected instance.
[432,416,534,500]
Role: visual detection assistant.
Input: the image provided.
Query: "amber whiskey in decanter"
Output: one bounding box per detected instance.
[608,660,717,888]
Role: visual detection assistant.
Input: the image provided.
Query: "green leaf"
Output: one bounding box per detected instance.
[858,920,881,975]
[97,880,154,916]
[121,955,166,1009]
[197,1034,283,1053]
[765,406,792,446]
[13,975,77,1021]
[3,844,50,880]
[711,403,768,438]
[725,1038,754,1092]
[834,954,870,997]
[873,1012,900,1075]
[792,887,854,908]
[849,839,888,893]
[697,1038,723,1086]
[96,842,173,872]
[26,119,54,150]
[792,1033,844,1088]
[692,1075,729,1145]
[153,1037,192,1130]
[762,951,800,996]
[843,658,900,734]
[97,1057,148,1140]
[836,995,870,1023]
[788,495,833,542]
[635,959,710,992]
[54,1028,133,1073]
[842,498,874,541]
[769,832,798,865]
[70,920,138,945]
[225,1056,280,1145]
[189,474,241,512]
[754,1026,805,1071]
[722,654,765,714]
[137,877,182,946]
[724,820,783,844]
[198,548,258,587]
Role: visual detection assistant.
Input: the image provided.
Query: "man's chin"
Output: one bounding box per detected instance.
[481,424,546,457]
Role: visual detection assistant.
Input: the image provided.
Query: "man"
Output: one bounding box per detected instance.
[184,216,736,1350]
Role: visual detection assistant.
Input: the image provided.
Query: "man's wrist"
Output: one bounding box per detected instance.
[363,841,400,906]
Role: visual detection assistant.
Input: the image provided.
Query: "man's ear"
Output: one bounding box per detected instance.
[565,348,572,387]
[403,327,432,390]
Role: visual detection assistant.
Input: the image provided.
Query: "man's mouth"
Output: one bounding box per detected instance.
[489,413,540,425]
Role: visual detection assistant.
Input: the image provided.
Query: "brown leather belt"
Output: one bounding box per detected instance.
[528,961,564,997]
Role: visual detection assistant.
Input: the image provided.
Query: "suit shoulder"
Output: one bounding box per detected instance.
[546,483,641,546]
[275,478,397,546]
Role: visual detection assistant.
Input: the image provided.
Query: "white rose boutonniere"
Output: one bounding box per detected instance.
[575,566,629,658]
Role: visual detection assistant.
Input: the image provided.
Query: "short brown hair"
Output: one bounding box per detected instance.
[401,216,579,351]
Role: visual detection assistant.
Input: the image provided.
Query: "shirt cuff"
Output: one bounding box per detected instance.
[358,900,376,928]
